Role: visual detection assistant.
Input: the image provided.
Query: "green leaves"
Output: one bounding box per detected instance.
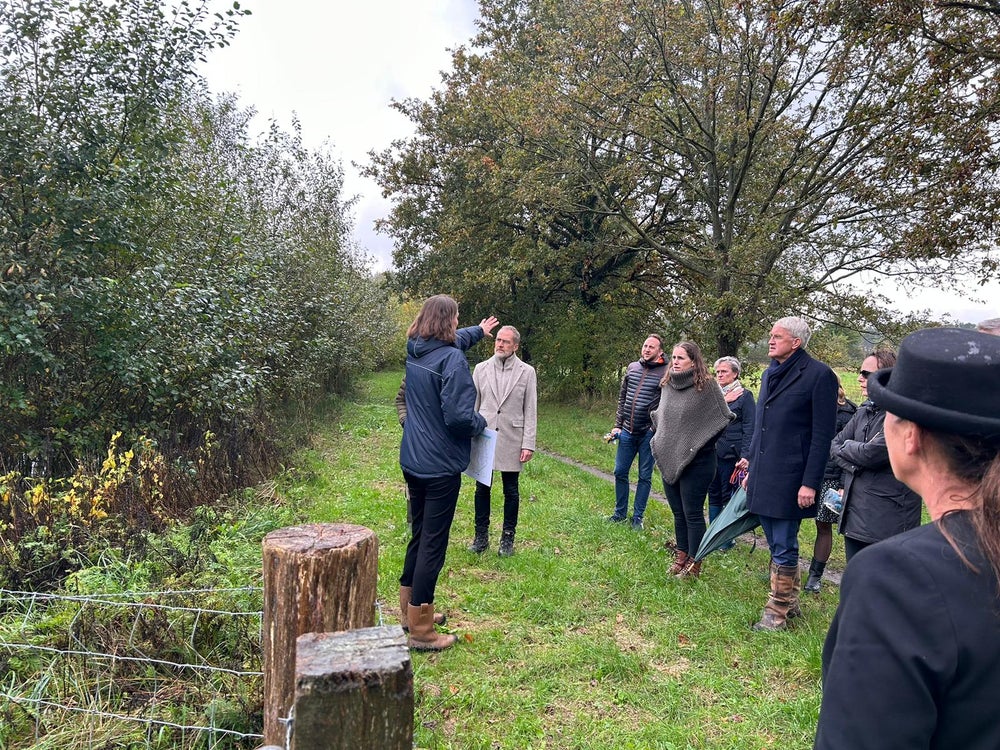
[369,0,1000,369]
[1,1,394,487]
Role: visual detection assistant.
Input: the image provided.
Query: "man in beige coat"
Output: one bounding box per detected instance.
[468,326,538,556]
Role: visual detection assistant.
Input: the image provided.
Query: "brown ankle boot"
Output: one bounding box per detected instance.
[668,549,689,575]
[407,603,457,651]
[676,559,702,579]
[399,586,445,632]
[753,563,797,631]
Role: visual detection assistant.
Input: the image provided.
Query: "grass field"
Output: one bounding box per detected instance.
[281,369,845,749]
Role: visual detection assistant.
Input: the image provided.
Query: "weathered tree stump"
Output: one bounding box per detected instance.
[262,523,378,745]
[291,627,412,750]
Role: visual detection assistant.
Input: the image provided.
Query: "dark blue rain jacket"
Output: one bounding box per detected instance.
[399,334,486,478]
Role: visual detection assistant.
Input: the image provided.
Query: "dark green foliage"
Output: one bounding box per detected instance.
[0,0,394,507]
[369,0,1000,377]
[0,0,396,590]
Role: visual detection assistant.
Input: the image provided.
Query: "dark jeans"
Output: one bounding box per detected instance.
[613,428,654,520]
[844,535,872,564]
[663,446,717,555]
[759,515,803,567]
[707,455,738,513]
[400,472,461,606]
[474,471,520,533]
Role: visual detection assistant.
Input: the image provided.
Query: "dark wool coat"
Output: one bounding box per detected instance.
[816,512,1000,750]
[715,388,756,461]
[399,333,486,478]
[745,349,839,520]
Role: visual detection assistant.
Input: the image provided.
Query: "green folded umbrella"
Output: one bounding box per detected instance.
[694,486,760,561]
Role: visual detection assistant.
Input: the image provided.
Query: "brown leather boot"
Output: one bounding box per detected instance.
[407,603,457,651]
[399,586,445,632]
[753,563,797,631]
[676,559,702,579]
[788,565,802,619]
[668,549,689,575]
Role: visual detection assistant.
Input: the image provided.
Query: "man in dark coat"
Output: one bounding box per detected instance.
[742,316,838,631]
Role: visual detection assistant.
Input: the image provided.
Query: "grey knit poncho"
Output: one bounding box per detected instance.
[650,368,735,484]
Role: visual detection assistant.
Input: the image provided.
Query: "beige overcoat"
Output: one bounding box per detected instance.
[473,355,537,473]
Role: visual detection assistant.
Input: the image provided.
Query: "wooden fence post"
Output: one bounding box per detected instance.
[291,627,412,749]
[262,523,378,746]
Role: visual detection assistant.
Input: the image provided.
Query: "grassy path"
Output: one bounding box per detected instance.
[538,447,843,587]
[282,371,841,749]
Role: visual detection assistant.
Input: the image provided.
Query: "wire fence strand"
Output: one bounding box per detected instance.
[0,586,266,747]
[0,694,264,741]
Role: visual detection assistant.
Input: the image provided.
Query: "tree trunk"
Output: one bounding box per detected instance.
[262,523,379,746]
[291,628,412,750]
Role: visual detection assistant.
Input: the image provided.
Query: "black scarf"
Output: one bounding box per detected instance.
[766,347,805,393]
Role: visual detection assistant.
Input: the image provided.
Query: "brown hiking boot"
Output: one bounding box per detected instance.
[399,586,445,632]
[753,563,797,631]
[407,603,457,651]
[668,549,689,576]
[676,559,702,579]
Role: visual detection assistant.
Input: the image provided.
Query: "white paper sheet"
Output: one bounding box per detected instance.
[464,428,497,486]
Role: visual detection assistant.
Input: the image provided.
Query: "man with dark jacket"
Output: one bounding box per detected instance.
[743,316,838,631]
[608,334,668,530]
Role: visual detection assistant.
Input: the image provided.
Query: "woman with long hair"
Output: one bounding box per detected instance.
[815,328,1000,748]
[398,294,486,651]
[650,342,734,578]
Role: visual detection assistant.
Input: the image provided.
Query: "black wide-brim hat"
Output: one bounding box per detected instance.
[867,327,1000,440]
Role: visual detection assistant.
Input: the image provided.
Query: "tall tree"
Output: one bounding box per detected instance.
[369,0,1000,370]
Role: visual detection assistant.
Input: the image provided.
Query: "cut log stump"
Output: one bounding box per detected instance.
[262,523,378,745]
[291,627,412,750]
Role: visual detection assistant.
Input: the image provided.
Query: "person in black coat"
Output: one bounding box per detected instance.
[832,348,921,563]
[707,356,755,543]
[803,382,856,593]
[816,327,1000,749]
[398,294,487,651]
[742,316,838,631]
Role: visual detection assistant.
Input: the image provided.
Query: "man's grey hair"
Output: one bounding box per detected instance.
[714,356,742,376]
[773,316,811,347]
[499,325,521,345]
[977,317,1000,336]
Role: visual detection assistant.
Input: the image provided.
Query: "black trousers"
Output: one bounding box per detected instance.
[663,446,717,556]
[844,535,872,564]
[707,455,738,512]
[400,472,461,606]
[474,471,520,533]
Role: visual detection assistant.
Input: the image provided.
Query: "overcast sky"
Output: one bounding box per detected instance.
[200,1,997,325]
[200,0,480,271]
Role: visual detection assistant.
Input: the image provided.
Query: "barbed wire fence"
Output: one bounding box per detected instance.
[0,586,266,749]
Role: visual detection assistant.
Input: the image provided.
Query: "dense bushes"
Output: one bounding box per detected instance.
[0,0,395,586]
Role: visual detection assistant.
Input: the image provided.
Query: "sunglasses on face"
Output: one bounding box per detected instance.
[859,370,872,378]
